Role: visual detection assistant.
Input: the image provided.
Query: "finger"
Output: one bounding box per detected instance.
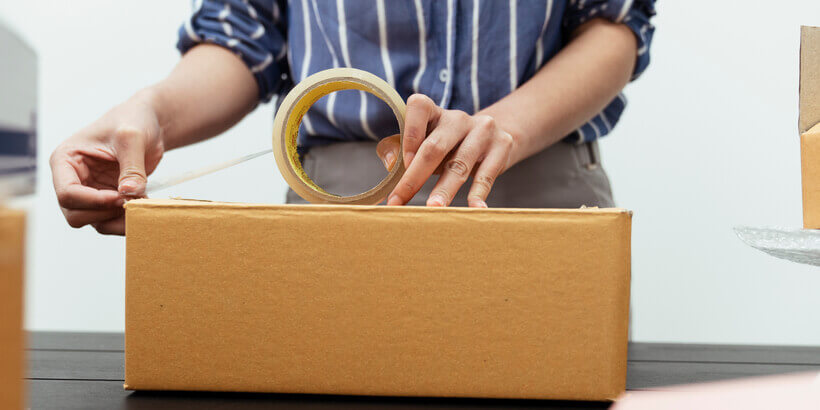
[92,216,125,236]
[376,134,401,171]
[426,125,492,207]
[112,127,148,197]
[467,138,513,208]
[62,208,124,229]
[57,185,124,210]
[388,112,470,205]
[51,157,122,210]
[50,150,83,189]
[402,94,440,167]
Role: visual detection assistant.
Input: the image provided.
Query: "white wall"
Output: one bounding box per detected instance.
[2,1,820,345]
[602,1,820,346]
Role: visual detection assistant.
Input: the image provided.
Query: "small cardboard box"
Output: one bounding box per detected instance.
[801,124,820,228]
[124,199,632,401]
[800,26,820,228]
[0,208,25,410]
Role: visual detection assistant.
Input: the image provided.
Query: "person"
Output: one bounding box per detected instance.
[50,0,655,235]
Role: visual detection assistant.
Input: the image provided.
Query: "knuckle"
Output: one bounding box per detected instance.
[422,138,447,159]
[400,180,417,194]
[404,126,424,143]
[474,173,496,190]
[49,144,74,168]
[119,167,147,181]
[65,214,84,229]
[431,189,451,201]
[449,110,470,123]
[445,158,470,178]
[496,132,514,149]
[473,114,495,131]
[113,125,144,140]
[112,126,147,151]
[49,149,60,167]
[93,224,110,235]
[56,189,73,208]
[407,93,432,107]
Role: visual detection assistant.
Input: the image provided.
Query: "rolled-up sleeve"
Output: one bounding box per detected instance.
[177,0,287,102]
[562,0,656,80]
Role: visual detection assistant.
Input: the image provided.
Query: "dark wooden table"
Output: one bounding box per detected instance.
[27,332,820,409]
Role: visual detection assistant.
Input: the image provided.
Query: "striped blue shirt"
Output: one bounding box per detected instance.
[178,0,655,149]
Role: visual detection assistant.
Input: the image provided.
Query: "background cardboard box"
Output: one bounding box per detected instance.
[125,199,632,401]
[801,26,820,228]
[0,208,25,410]
[801,124,820,228]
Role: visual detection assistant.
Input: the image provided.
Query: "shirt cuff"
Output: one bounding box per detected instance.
[176,0,286,102]
[562,0,656,80]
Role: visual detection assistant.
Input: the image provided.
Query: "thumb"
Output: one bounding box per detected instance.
[113,128,148,197]
[376,134,401,172]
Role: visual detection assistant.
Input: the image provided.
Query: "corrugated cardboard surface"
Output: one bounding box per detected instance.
[125,199,631,401]
[800,26,820,134]
[802,124,820,228]
[0,208,25,410]
[801,26,820,228]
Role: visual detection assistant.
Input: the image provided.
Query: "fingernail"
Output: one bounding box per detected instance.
[383,151,396,171]
[404,152,415,167]
[427,194,445,207]
[119,180,138,195]
[476,200,488,208]
[115,198,126,207]
[387,195,402,206]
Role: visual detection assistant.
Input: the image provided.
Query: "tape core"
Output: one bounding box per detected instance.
[273,68,406,204]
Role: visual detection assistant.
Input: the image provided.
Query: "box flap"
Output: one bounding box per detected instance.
[125,198,630,216]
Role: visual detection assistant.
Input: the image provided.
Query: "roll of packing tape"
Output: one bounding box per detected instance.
[273,68,406,205]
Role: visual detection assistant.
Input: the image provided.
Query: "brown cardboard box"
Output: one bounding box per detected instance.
[0,208,25,410]
[124,199,632,401]
[801,26,820,228]
[800,26,820,134]
[801,124,820,228]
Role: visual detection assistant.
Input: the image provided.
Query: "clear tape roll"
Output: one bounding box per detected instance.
[272,68,406,205]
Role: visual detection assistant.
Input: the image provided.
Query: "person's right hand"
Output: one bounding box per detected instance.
[50,91,165,235]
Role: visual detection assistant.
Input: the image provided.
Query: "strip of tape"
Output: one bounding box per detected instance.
[272,68,406,205]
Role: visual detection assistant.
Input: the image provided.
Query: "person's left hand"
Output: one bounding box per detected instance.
[376,94,516,208]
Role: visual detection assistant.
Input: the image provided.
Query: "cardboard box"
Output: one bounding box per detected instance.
[0,208,25,410]
[124,199,632,400]
[801,124,820,228]
[801,26,820,228]
[800,26,820,135]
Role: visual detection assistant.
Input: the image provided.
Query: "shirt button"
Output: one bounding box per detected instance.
[438,69,449,83]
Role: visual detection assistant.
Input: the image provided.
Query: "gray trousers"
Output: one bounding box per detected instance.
[286,140,615,208]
